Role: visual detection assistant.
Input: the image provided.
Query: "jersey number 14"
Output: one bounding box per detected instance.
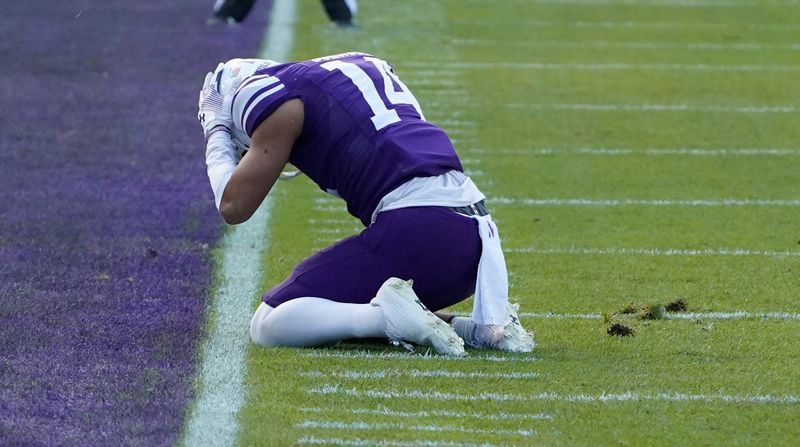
[321,56,425,131]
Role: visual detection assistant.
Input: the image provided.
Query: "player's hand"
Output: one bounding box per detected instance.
[198,65,234,139]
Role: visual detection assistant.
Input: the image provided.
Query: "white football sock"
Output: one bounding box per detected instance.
[451,316,503,349]
[451,316,479,347]
[250,298,386,347]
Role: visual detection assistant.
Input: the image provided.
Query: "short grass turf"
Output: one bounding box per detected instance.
[236,0,800,445]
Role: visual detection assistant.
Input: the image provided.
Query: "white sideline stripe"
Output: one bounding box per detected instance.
[301,369,539,379]
[422,61,800,73]
[452,38,800,52]
[296,419,536,437]
[506,246,800,258]
[511,103,800,113]
[300,406,554,421]
[301,350,536,362]
[493,197,800,207]
[308,385,800,405]
[180,1,295,446]
[297,436,506,447]
[182,200,273,446]
[468,147,800,156]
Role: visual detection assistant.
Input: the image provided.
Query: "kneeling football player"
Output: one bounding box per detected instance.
[198,53,534,355]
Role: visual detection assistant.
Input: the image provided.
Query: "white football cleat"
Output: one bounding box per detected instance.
[472,303,535,353]
[371,278,465,356]
[497,303,535,352]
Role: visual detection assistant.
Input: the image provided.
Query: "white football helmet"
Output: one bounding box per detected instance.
[210,58,280,158]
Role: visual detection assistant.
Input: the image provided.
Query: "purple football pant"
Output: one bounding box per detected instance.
[263,206,482,312]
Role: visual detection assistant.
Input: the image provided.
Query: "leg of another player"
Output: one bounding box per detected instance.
[250,298,385,347]
[320,0,357,27]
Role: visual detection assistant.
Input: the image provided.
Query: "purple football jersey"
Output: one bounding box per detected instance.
[230,52,463,226]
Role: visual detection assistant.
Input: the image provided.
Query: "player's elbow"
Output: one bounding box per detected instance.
[219,200,251,225]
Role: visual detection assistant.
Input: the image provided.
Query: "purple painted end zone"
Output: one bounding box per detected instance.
[0,1,271,445]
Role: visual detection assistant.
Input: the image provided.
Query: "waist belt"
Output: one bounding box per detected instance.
[448,200,489,217]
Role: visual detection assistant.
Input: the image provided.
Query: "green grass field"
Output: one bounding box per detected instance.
[233,0,800,445]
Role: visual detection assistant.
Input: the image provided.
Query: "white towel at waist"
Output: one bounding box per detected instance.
[470,214,510,326]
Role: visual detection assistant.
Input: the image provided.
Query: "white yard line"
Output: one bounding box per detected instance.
[296,420,536,437]
[493,197,800,207]
[449,310,800,320]
[180,1,295,446]
[510,103,800,113]
[301,369,539,379]
[525,0,799,7]
[370,17,800,31]
[312,205,343,213]
[506,246,800,258]
[308,218,355,225]
[466,147,800,156]
[661,311,800,320]
[308,385,800,405]
[451,38,800,52]
[419,61,800,73]
[516,312,605,320]
[297,437,508,447]
[301,350,537,362]
[300,406,554,421]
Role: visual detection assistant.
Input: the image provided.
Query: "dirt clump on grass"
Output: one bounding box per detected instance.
[664,298,688,312]
[607,323,635,337]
